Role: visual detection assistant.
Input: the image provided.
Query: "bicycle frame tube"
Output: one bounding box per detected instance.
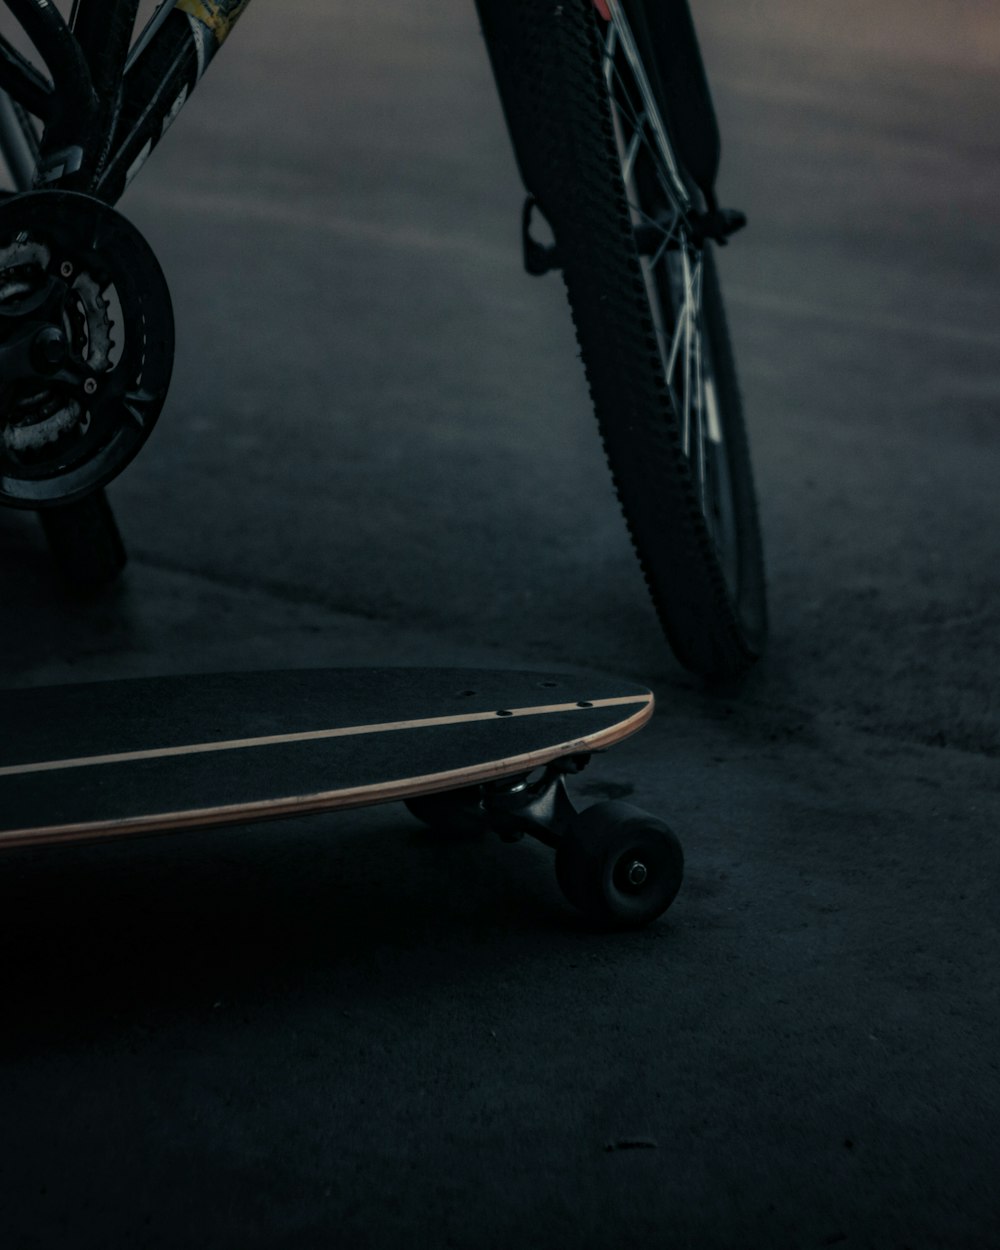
[173,0,251,58]
[3,0,98,183]
[94,0,254,201]
[1,0,253,200]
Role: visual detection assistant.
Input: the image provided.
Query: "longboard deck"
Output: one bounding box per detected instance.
[0,668,653,849]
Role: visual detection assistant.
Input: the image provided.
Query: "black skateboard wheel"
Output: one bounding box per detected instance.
[555,801,683,928]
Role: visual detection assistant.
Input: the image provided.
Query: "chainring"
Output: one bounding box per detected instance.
[0,190,174,507]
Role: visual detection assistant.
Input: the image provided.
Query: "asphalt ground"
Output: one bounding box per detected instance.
[1,2,998,1246]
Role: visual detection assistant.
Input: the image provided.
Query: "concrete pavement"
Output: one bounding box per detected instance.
[1,2,997,1246]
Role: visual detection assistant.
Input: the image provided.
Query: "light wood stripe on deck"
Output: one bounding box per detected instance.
[0,695,650,779]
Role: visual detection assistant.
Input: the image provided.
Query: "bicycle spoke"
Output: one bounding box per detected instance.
[603,55,683,217]
[621,115,646,186]
[596,0,750,597]
[600,0,691,208]
[603,22,618,86]
[681,250,693,460]
[689,262,706,506]
[647,223,674,271]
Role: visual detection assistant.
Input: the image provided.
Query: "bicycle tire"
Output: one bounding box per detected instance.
[477,0,767,679]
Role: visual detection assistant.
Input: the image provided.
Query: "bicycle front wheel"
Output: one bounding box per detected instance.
[478,0,767,679]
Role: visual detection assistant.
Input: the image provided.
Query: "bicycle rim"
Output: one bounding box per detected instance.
[477,0,767,676]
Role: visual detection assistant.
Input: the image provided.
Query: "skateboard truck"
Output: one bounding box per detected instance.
[408,753,684,930]
[480,754,591,846]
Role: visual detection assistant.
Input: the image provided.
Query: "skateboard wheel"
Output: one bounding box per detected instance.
[555,801,683,929]
[405,785,488,836]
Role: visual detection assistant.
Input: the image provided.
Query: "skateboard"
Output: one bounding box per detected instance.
[0,667,683,927]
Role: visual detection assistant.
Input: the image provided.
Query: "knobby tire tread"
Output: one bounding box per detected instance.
[478,0,767,679]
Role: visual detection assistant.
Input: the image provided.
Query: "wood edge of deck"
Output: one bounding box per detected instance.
[0,696,653,850]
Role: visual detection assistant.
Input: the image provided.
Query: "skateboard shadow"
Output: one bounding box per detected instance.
[0,805,620,1055]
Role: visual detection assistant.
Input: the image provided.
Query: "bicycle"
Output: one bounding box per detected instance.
[0,0,766,680]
